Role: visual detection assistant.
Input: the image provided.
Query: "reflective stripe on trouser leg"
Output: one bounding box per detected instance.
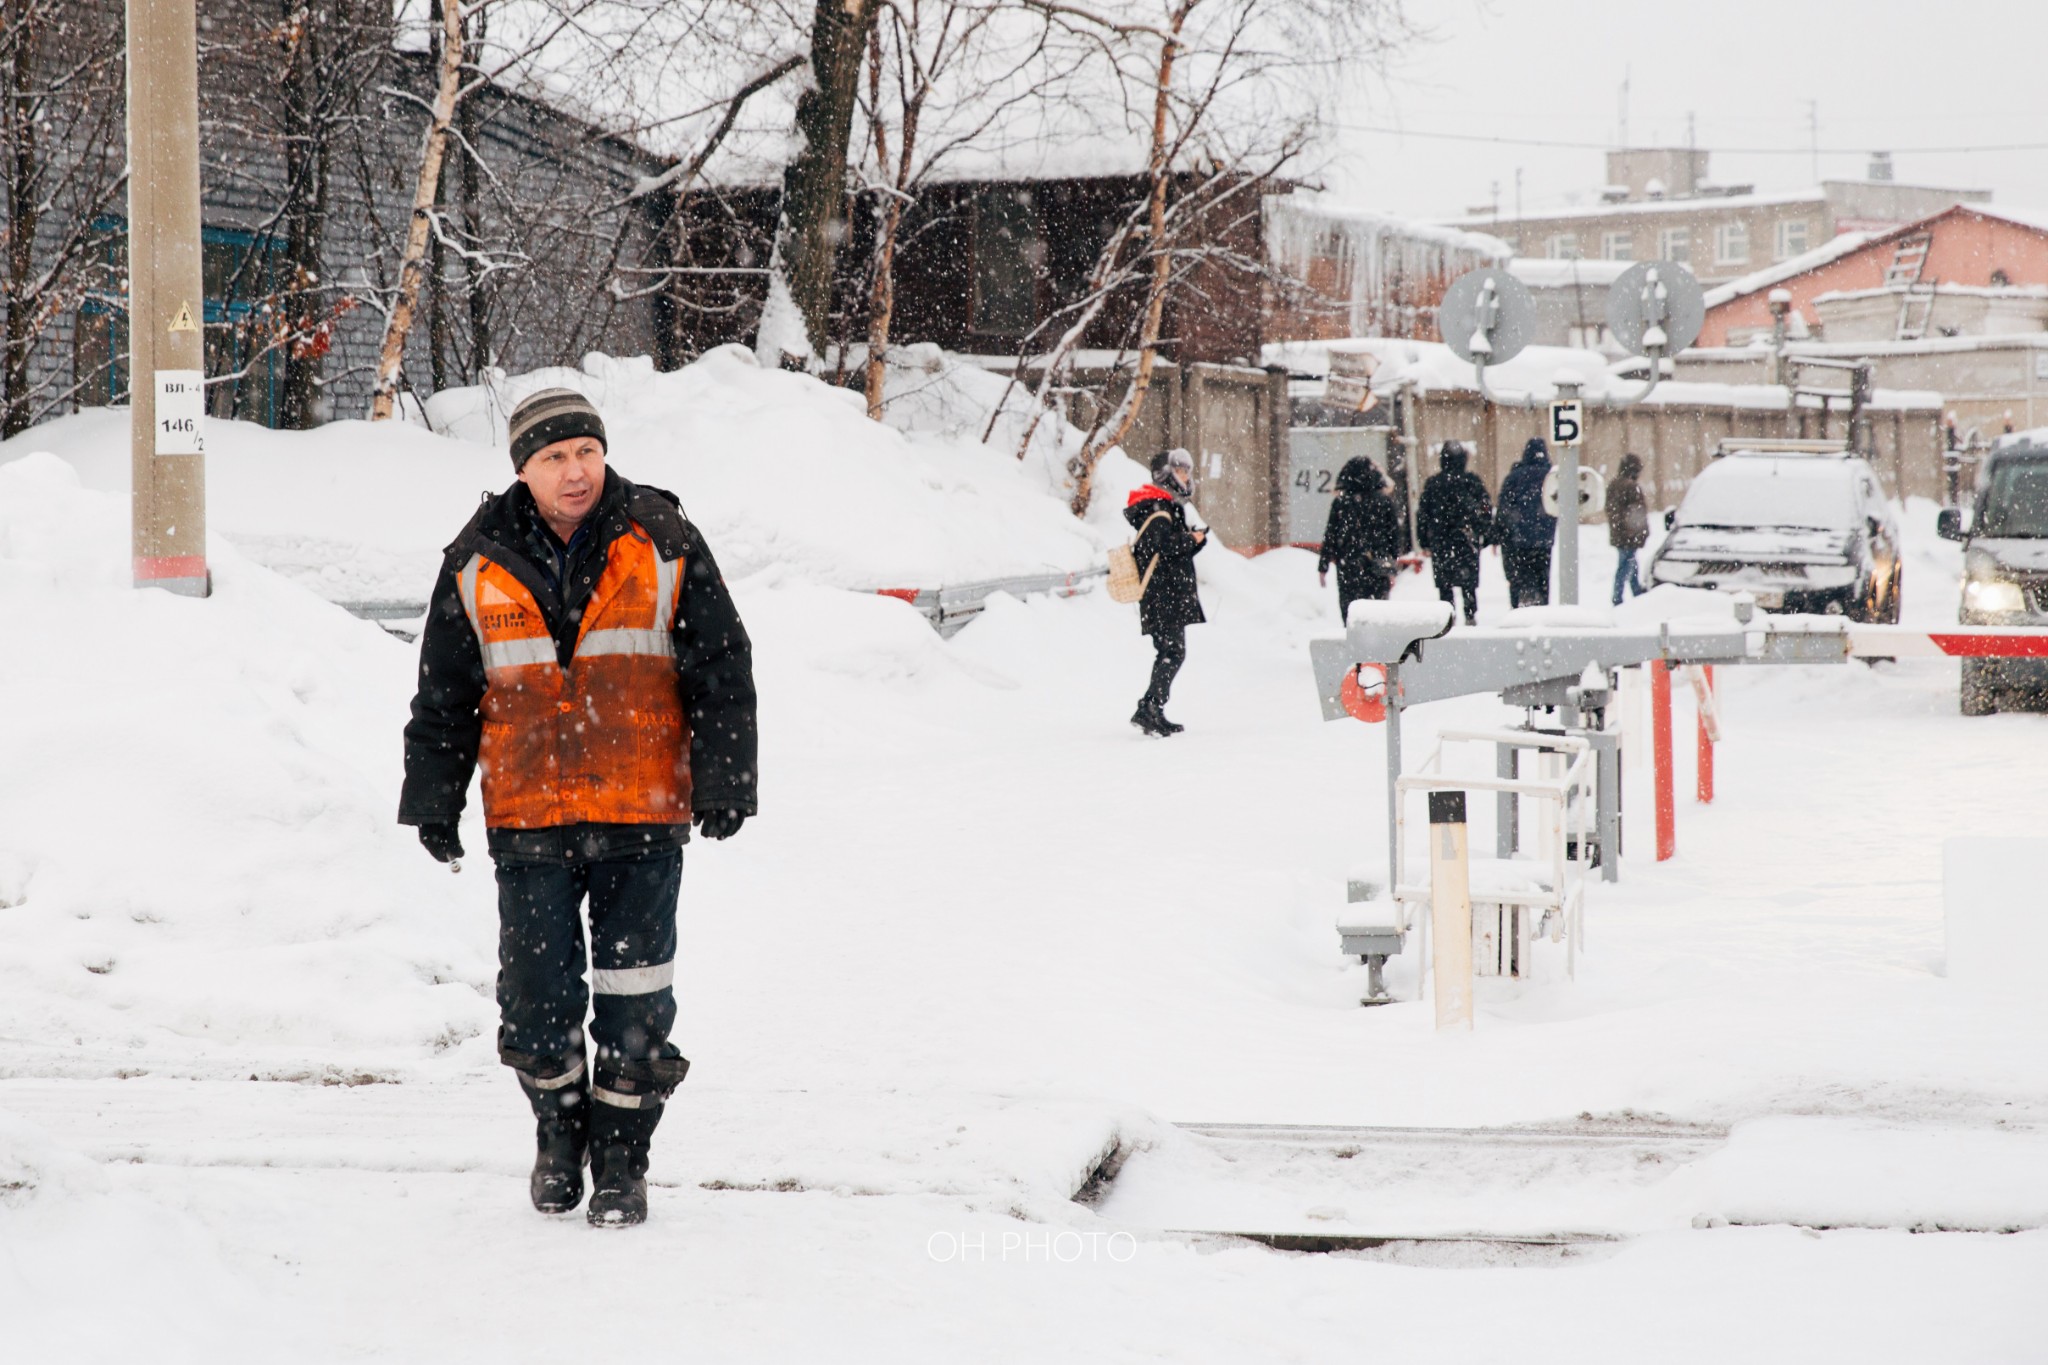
[586,850,683,1113]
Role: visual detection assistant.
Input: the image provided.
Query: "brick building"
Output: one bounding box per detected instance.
[1698,204,2048,345]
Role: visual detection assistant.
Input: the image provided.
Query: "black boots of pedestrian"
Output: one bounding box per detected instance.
[530,1109,589,1214]
[1131,702,1183,737]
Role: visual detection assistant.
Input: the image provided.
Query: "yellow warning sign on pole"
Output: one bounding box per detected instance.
[168,300,198,333]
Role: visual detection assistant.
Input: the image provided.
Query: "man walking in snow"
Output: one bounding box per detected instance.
[400,388,757,1227]
[1496,437,1558,608]
[1605,452,1650,606]
[1318,456,1402,621]
[1415,442,1491,627]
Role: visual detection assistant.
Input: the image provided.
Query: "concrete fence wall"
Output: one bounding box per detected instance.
[1020,358,1946,551]
[1404,393,1946,517]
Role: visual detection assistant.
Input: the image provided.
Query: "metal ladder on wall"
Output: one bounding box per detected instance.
[1886,232,1937,340]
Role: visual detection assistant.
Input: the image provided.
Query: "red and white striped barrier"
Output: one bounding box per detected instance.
[1845,626,2048,659]
[1647,625,2048,861]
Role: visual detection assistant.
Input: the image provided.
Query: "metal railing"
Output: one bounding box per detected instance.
[875,567,1107,637]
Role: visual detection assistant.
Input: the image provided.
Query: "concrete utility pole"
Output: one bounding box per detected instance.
[126,0,208,596]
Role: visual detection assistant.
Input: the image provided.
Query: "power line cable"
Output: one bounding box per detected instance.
[1330,123,2048,155]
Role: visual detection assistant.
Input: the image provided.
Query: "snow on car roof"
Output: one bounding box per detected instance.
[1678,455,1862,531]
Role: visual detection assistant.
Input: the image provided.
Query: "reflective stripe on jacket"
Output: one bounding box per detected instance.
[455,525,691,827]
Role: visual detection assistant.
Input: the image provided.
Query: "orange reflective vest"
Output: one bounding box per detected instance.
[455,526,690,828]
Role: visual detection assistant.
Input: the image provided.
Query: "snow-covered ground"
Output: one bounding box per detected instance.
[3,359,2045,1362]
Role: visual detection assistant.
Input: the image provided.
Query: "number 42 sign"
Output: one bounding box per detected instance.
[1548,398,1583,447]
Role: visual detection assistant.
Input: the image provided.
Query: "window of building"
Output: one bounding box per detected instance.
[72,219,286,426]
[1546,233,1582,260]
[1601,231,1635,261]
[1774,219,1810,261]
[197,228,285,426]
[1714,222,1749,265]
[1659,227,1691,263]
[971,186,1039,336]
[73,217,129,409]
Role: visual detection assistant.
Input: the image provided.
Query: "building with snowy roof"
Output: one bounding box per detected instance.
[1697,204,2048,346]
[1446,149,1987,288]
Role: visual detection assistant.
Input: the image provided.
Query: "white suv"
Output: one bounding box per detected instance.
[1648,443,1902,621]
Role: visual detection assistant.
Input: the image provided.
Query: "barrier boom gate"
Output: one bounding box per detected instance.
[1309,605,2048,890]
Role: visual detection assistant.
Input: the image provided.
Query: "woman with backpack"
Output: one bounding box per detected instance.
[1124,449,1207,736]
[1318,457,1402,622]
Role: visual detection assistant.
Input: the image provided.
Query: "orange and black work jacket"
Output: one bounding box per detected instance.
[399,473,756,862]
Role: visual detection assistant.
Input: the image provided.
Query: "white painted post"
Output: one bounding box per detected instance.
[1428,791,1474,1031]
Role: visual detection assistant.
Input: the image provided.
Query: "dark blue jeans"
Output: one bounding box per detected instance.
[493,846,686,1142]
[1612,549,1644,605]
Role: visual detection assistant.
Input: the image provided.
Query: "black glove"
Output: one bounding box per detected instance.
[695,809,746,841]
[418,822,464,864]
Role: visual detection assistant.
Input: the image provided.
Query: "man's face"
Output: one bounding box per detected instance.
[518,436,606,528]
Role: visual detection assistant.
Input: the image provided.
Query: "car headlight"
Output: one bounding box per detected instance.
[1964,577,2027,613]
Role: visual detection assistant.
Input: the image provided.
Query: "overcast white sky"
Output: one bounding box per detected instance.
[1321,0,2048,223]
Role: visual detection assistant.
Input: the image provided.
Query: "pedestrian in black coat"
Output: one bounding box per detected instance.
[1318,457,1401,622]
[1496,437,1558,608]
[1125,448,1207,736]
[1415,442,1492,625]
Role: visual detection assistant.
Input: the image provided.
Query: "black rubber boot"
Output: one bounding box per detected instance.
[586,1140,650,1227]
[586,1101,660,1228]
[530,1110,589,1214]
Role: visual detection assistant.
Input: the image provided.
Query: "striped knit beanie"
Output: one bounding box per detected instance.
[508,388,606,471]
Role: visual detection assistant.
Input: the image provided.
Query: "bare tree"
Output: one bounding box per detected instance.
[763,0,878,366]
[854,0,1065,419]
[0,0,125,436]
[195,1,396,428]
[988,0,1413,514]
[370,0,464,420]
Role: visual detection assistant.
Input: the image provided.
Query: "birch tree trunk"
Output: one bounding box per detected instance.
[862,23,925,420]
[1068,7,1185,515]
[369,0,464,421]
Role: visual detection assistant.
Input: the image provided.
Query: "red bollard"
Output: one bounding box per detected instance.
[1697,664,1715,805]
[1652,660,1676,861]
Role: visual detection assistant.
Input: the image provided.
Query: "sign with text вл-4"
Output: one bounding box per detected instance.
[154,370,205,456]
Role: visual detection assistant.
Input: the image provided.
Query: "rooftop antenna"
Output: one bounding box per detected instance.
[1618,67,1630,148]
[1807,100,1819,183]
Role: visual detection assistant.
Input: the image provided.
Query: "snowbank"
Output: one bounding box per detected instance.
[0,347,1120,603]
[0,454,494,1075]
[423,347,1114,587]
